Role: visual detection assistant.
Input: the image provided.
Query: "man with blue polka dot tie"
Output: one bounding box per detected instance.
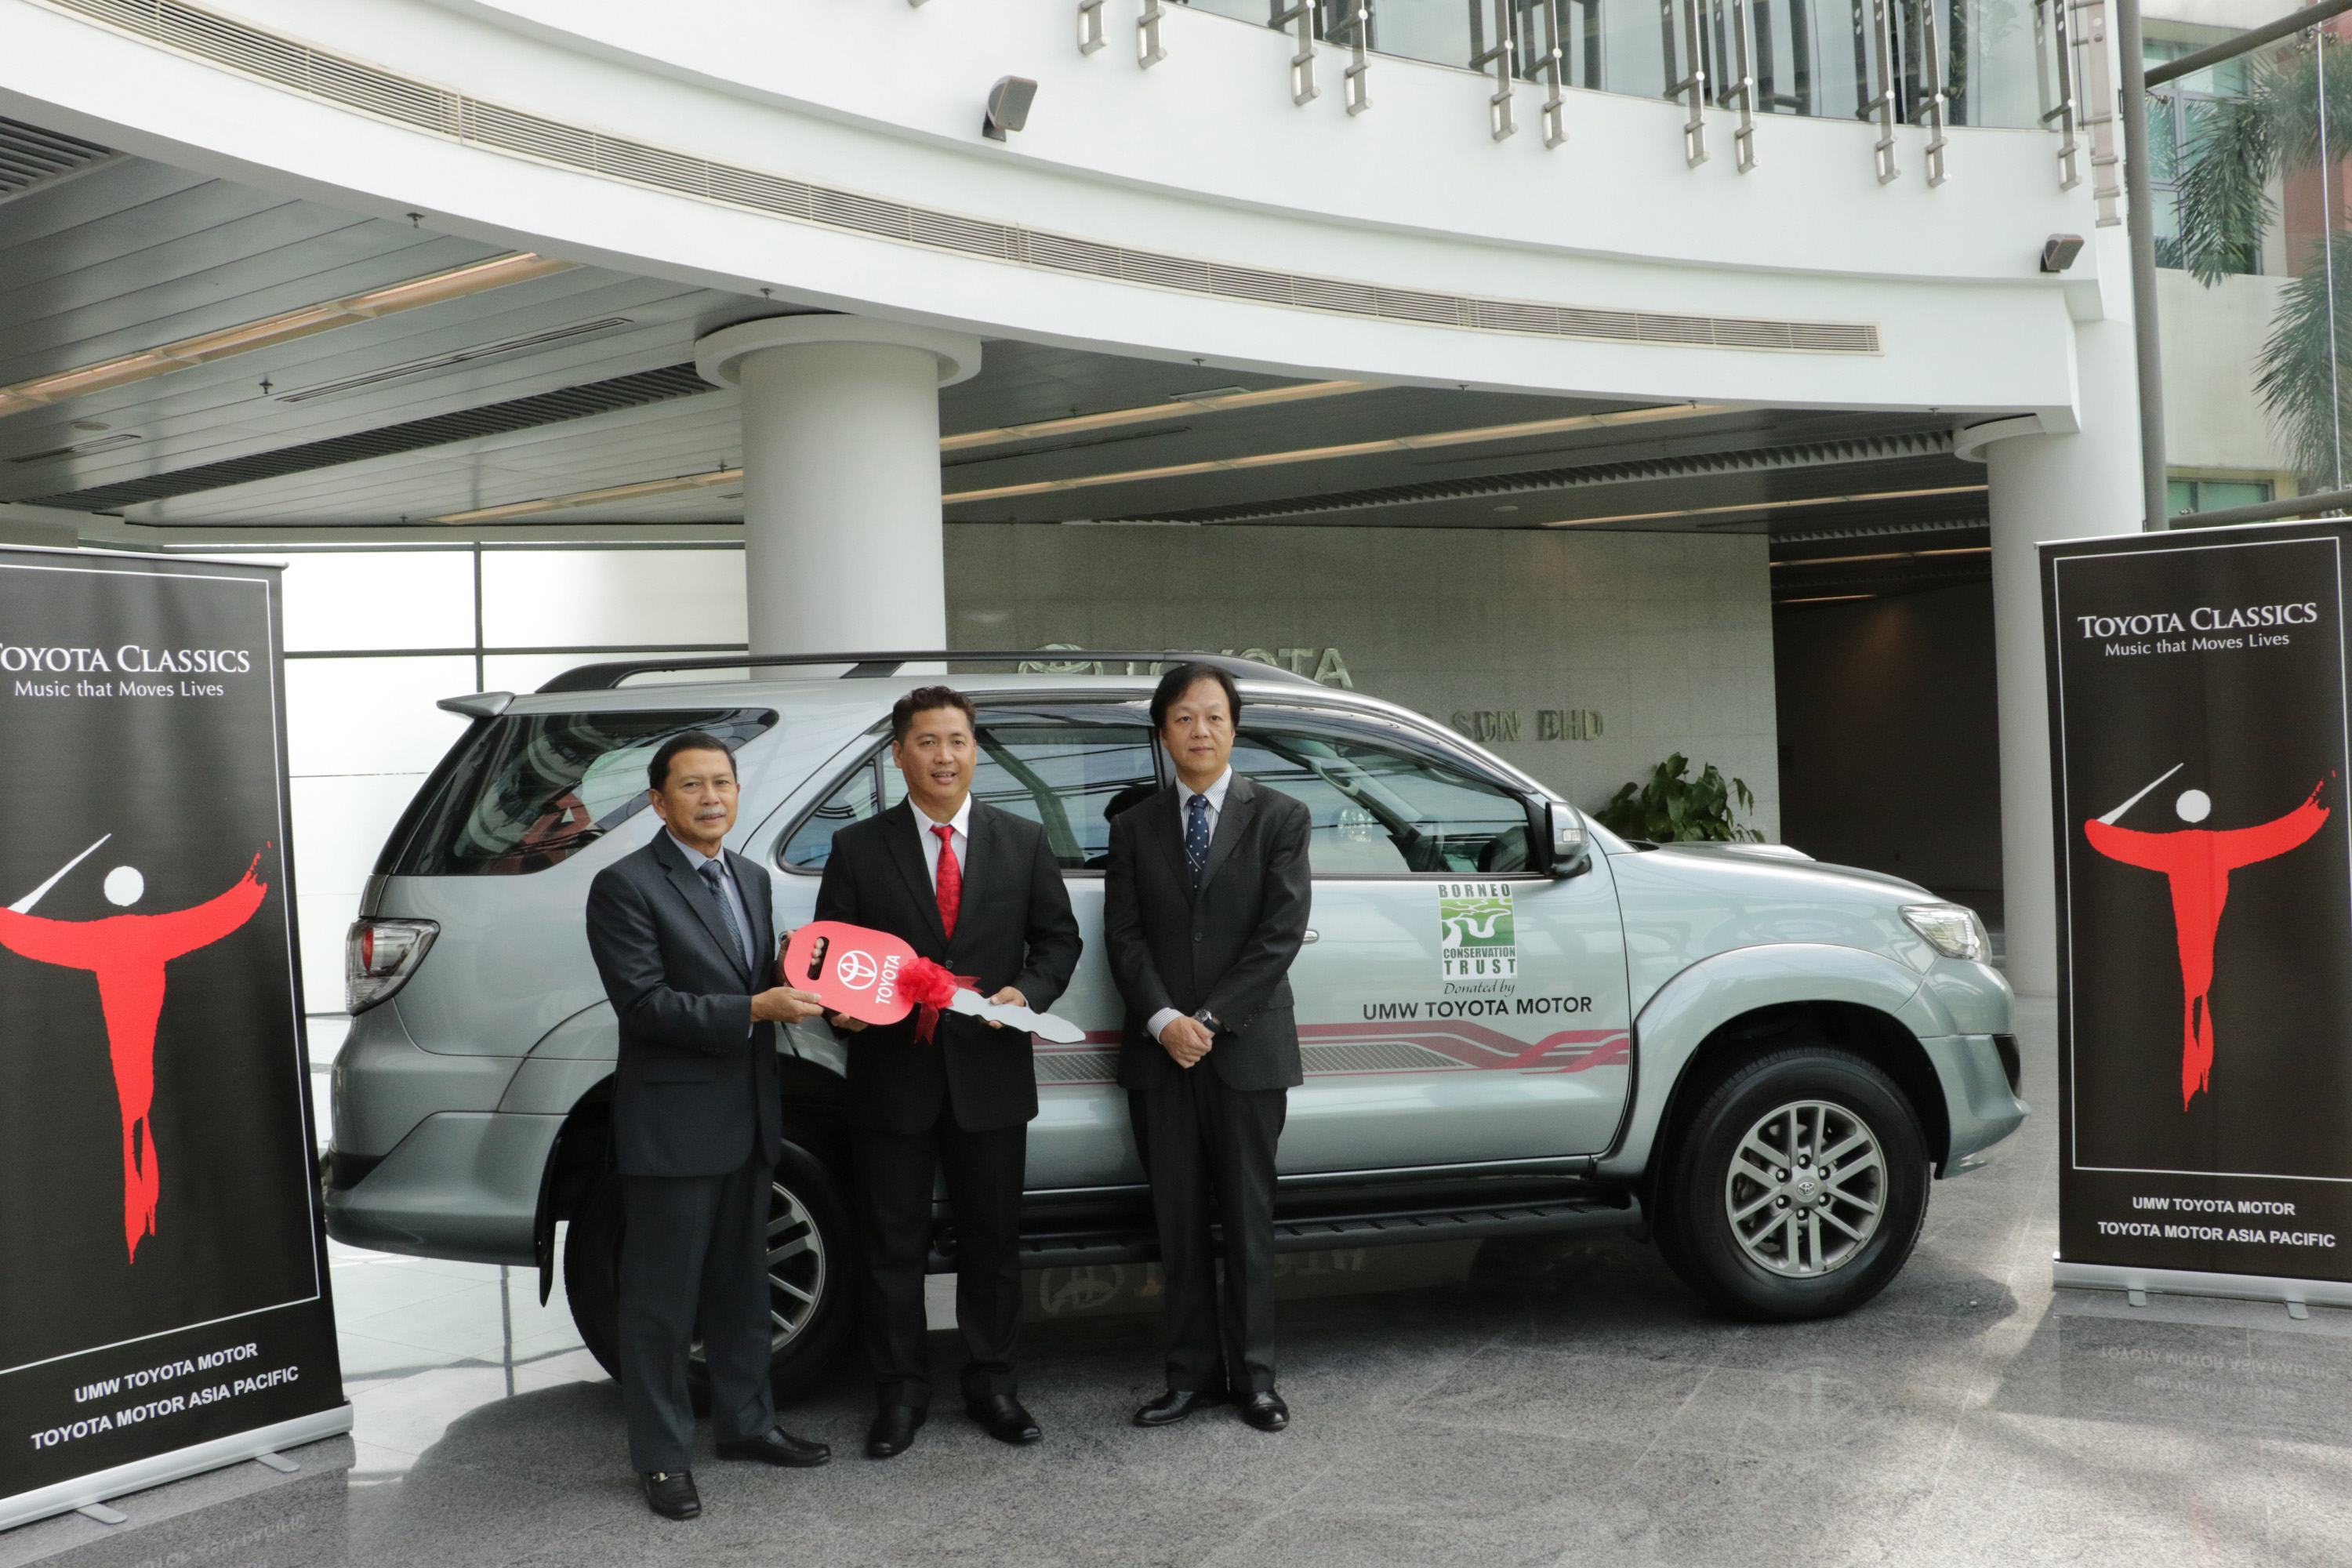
[1104,662,1313,1435]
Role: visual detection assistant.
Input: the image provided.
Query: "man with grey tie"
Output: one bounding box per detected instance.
[586,731,831,1519]
[1104,663,1312,1432]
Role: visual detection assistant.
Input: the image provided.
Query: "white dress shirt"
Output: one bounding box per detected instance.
[913,793,974,890]
[1148,767,1234,1044]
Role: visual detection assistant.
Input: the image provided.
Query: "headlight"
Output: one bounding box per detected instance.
[1901,903,1985,962]
[347,918,440,1013]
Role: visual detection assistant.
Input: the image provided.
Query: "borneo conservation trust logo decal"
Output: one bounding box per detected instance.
[1439,881,1516,981]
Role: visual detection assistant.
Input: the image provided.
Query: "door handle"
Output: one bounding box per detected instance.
[1301,928,1319,944]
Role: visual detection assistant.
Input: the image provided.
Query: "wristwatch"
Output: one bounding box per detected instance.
[1192,1007,1221,1033]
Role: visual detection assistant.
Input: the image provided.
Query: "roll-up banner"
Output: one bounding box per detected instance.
[0,547,346,1532]
[2046,520,2352,1306]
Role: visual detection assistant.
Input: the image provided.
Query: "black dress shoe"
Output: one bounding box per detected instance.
[865,1405,926,1459]
[641,1470,701,1519]
[717,1427,831,1468]
[1132,1387,1229,1428]
[965,1394,1042,1445]
[1238,1391,1290,1432]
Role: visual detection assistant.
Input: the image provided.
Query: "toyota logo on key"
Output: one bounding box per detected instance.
[783,920,924,1027]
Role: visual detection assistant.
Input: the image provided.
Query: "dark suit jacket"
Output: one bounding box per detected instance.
[1104,773,1313,1094]
[586,832,782,1178]
[814,799,1082,1134]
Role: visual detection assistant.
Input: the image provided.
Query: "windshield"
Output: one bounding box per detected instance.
[378,707,779,876]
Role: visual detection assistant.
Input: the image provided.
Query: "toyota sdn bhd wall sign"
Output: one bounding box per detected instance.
[2045,522,2352,1304]
[0,548,345,1531]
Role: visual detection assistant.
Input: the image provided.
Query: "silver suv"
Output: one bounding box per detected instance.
[325,652,2024,1399]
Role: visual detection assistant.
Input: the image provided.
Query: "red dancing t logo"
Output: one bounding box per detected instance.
[0,837,266,1261]
[2084,768,2328,1109]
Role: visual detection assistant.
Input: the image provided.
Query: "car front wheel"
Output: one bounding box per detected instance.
[564,1136,856,1406]
[1653,1047,1929,1321]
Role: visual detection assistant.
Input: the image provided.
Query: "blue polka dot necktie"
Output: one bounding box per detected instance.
[1185,793,1211,891]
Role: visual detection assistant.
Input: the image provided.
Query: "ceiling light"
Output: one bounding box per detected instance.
[437,467,742,524]
[1775,593,1877,604]
[0,252,577,418]
[7,432,140,463]
[1771,543,1993,568]
[944,401,1737,504]
[274,318,634,403]
[1770,550,1907,567]
[433,396,1734,524]
[938,380,1373,451]
[1544,484,1986,528]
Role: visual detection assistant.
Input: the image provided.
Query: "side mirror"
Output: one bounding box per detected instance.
[1538,800,1591,878]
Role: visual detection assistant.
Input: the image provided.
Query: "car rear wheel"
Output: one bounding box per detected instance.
[1653,1047,1929,1321]
[564,1136,856,1406]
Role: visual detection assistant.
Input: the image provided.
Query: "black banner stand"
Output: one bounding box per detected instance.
[2045,521,2352,1312]
[0,546,347,1531]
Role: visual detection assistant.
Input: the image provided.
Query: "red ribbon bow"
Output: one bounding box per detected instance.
[898,956,980,1044]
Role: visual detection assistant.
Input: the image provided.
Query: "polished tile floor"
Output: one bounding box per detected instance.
[13,997,2352,1566]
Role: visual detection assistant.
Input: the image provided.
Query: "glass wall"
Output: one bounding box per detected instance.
[239,544,748,1008]
[1179,0,2056,131]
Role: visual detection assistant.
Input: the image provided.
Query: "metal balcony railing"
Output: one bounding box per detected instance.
[1128,0,2103,187]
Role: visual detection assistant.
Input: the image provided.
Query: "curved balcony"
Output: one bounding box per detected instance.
[0,0,2112,419]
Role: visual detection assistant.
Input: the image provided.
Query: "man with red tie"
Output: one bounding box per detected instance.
[815,686,1081,1459]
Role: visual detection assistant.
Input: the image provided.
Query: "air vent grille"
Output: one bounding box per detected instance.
[1098,430,1961,524]
[0,114,113,198]
[40,0,1882,358]
[26,362,710,513]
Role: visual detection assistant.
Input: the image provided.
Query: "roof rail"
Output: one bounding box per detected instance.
[535,649,1324,694]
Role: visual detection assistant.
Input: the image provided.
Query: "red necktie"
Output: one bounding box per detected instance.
[932,824,962,940]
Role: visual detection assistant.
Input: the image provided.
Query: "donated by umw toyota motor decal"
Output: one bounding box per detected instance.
[0,834,267,1261]
[2083,764,2331,1109]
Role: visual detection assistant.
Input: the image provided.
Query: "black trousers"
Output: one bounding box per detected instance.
[1131,1070,1288,1395]
[618,1154,777,1473]
[854,1118,1027,1411]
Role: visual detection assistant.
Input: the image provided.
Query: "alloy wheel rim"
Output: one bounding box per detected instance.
[1723,1098,1886,1278]
[764,1179,826,1349]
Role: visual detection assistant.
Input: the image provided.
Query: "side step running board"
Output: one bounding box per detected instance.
[931,1195,1642,1273]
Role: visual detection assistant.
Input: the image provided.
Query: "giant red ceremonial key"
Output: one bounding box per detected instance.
[782,920,1084,1042]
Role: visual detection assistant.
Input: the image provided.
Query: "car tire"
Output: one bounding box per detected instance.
[564,1136,858,1407]
[1653,1047,1929,1322]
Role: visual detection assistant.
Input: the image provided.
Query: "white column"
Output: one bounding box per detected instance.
[1965,296,2145,996]
[696,318,982,657]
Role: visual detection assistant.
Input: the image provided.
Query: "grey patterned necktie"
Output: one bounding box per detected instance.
[1185,792,1212,891]
[699,857,751,969]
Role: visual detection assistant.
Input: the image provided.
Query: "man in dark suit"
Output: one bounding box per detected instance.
[815,686,1081,1459]
[586,731,833,1519]
[1104,662,1312,1432]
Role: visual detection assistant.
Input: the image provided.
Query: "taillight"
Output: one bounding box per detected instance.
[347,919,440,1014]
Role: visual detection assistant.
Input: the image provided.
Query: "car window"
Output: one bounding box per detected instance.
[1231,719,1533,876]
[779,752,882,873]
[379,707,779,877]
[782,717,1160,873]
